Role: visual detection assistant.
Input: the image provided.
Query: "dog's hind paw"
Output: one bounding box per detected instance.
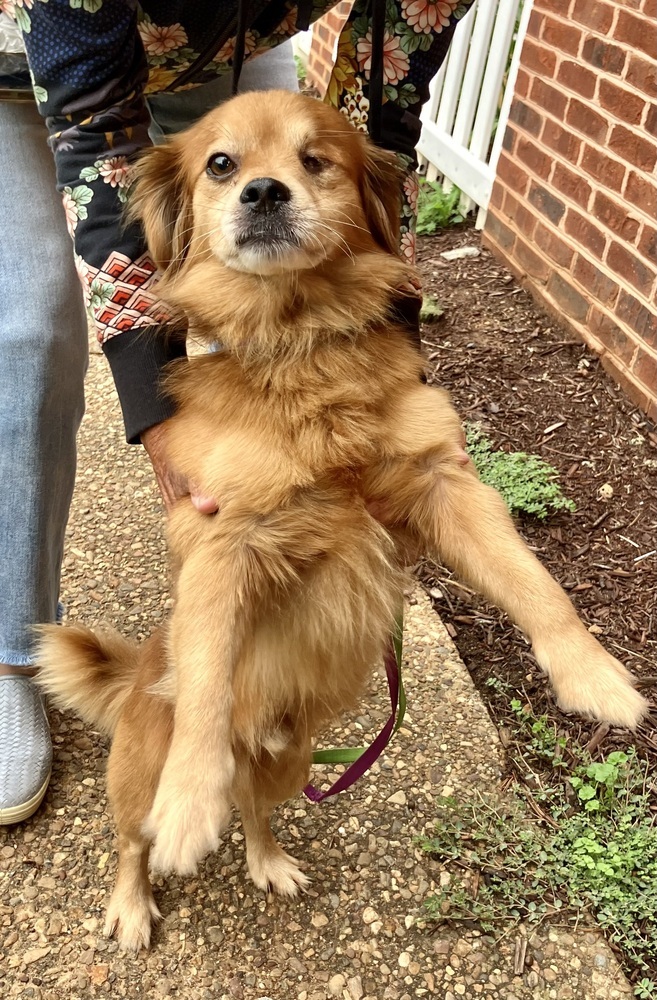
[248,846,310,898]
[104,887,161,953]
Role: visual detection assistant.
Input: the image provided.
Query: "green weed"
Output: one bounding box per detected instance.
[421,701,657,990]
[417,179,465,234]
[420,296,445,323]
[466,424,576,519]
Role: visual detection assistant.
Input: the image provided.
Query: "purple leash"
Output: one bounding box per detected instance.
[303,622,405,803]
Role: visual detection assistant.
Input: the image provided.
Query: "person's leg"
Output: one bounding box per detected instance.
[0,100,88,824]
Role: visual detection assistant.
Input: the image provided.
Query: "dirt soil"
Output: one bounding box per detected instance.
[415,225,656,769]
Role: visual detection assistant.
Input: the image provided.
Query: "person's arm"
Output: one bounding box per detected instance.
[19,0,187,445]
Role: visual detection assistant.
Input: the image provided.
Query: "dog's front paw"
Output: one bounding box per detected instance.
[144,769,233,874]
[535,632,649,729]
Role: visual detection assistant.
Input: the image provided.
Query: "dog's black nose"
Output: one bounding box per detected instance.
[240,177,291,212]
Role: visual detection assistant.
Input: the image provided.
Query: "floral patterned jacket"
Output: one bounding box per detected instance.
[1,0,470,441]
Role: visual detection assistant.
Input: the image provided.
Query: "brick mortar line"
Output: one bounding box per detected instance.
[501,212,657,344]
[485,229,655,405]
[566,261,657,357]
[491,181,657,308]
[521,61,656,152]
[524,29,657,102]
[584,331,654,396]
[514,75,657,145]
[511,91,656,180]
[505,120,657,238]
[487,226,657,368]
[508,95,657,187]
[504,120,657,222]
[532,16,650,48]
[534,1,656,56]
[535,4,621,47]
[497,154,611,259]
[531,66,655,131]
[583,328,641,373]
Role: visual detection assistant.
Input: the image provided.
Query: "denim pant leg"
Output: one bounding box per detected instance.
[0,100,88,666]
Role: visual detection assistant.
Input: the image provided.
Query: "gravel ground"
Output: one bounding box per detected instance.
[0,343,634,999]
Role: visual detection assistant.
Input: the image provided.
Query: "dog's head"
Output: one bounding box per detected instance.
[129,90,404,280]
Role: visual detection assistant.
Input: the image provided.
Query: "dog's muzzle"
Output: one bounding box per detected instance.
[235,177,301,250]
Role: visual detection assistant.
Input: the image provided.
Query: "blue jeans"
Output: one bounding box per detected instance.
[0,43,298,666]
[0,99,88,666]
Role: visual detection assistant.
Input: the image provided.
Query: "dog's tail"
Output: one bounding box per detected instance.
[34,624,139,736]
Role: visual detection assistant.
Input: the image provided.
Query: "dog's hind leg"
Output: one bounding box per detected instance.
[234,736,312,897]
[105,648,174,951]
[103,834,161,952]
[240,796,310,897]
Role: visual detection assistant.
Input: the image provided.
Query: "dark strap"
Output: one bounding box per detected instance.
[231,0,252,95]
[165,20,238,91]
[165,1,267,93]
[303,617,406,803]
[367,0,387,145]
[297,0,314,32]
[389,293,423,352]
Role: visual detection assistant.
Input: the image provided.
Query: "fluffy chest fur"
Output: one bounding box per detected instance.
[165,326,425,526]
[161,328,422,742]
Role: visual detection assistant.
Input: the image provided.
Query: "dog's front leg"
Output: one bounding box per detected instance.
[144,548,252,874]
[371,447,648,728]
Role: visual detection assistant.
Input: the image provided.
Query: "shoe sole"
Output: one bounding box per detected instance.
[0,771,51,826]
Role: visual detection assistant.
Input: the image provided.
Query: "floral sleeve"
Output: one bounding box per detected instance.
[326,0,475,263]
[16,0,186,444]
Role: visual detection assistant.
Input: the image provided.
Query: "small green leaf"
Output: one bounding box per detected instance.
[420,296,444,323]
[15,6,32,31]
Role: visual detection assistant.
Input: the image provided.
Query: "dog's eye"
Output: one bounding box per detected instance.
[207,153,236,178]
[302,154,326,175]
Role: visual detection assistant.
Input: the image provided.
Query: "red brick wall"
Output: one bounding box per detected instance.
[306,1,354,96]
[484,0,657,419]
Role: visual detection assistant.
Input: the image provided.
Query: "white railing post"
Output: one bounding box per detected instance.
[479,0,534,226]
[416,0,534,226]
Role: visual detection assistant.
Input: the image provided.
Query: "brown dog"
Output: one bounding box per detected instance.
[36,90,647,952]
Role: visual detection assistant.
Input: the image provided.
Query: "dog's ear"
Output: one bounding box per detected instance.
[127,140,194,277]
[360,142,403,256]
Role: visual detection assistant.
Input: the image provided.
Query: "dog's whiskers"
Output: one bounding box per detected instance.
[311,222,356,265]
[323,205,373,228]
[322,216,371,235]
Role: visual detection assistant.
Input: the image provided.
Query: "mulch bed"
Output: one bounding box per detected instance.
[414,225,656,769]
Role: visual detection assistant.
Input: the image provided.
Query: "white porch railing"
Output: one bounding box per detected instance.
[417,0,533,227]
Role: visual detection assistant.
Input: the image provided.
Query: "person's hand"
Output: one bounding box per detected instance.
[397,273,423,299]
[141,421,218,514]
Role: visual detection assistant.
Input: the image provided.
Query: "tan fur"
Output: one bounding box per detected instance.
[34,624,138,735]
[36,91,647,951]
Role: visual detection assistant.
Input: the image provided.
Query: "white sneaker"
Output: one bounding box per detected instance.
[0,676,52,825]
